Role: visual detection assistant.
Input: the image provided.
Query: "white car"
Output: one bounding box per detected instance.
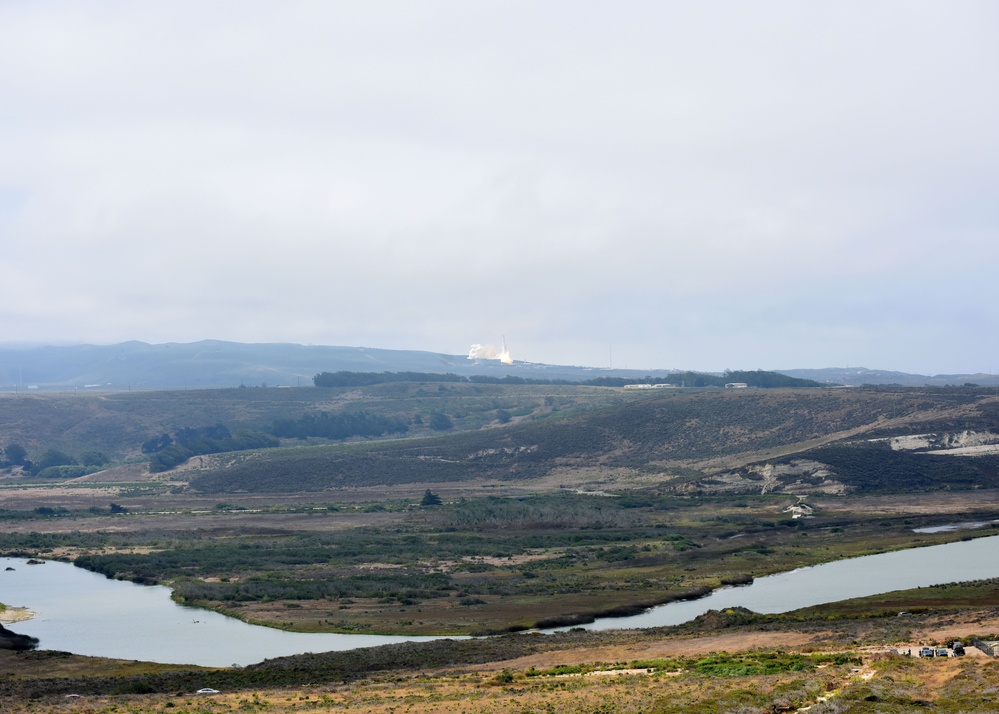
[196,688,220,695]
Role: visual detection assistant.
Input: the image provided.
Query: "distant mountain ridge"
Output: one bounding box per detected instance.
[0,340,674,391]
[779,367,998,388]
[0,340,990,391]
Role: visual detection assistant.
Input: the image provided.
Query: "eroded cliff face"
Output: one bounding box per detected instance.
[882,430,999,453]
[684,429,999,496]
[691,459,848,496]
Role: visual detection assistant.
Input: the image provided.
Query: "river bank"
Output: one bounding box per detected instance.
[6,533,999,666]
[0,605,33,624]
[3,603,999,710]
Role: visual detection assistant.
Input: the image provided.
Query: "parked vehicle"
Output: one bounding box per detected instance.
[196,688,220,695]
[919,647,934,657]
[952,642,966,656]
[936,648,949,657]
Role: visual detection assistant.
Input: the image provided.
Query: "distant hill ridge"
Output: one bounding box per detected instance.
[0,340,990,390]
[779,367,998,388]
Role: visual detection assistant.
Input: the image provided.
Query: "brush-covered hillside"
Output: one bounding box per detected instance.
[184,386,999,495]
[0,368,824,469]
[4,381,998,496]
[0,381,626,467]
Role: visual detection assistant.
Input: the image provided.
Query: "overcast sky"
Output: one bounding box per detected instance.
[1,2,997,374]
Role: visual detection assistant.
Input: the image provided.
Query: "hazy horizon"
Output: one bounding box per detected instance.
[2,2,996,374]
[0,338,995,378]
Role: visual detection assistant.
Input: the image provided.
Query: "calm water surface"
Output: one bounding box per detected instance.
[913,519,999,534]
[4,535,999,665]
[570,533,999,631]
[0,558,448,667]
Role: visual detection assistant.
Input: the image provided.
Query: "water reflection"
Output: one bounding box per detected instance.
[5,534,999,665]
[913,520,999,534]
[568,534,999,631]
[1,558,451,667]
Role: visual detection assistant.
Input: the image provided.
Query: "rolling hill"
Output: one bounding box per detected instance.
[1,340,992,391]
[0,340,674,391]
[3,362,998,497]
[179,386,999,496]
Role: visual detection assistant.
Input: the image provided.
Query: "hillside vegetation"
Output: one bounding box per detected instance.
[5,378,999,709]
[185,386,999,495]
[4,381,999,639]
[2,383,998,496]
[0,381,624,467]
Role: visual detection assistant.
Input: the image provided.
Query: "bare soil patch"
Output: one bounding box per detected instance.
[0,607,33,623]
[464,630,822,673]
[813,489,999,517]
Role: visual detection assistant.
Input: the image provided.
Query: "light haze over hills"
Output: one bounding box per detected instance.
[0,341,992,391]
[1,3,996,377]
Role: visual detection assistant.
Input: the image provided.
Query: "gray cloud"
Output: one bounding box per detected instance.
[1,1,997,373]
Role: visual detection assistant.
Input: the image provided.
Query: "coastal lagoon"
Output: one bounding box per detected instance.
[571,533,999,631]
[4,534,999,666]
[1,558,448,667]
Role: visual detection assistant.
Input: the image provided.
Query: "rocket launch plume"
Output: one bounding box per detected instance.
[468,337,513,364]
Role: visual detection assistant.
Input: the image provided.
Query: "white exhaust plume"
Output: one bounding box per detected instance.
[468,337,513,364]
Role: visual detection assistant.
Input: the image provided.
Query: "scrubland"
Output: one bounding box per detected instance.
[3,383,999,710]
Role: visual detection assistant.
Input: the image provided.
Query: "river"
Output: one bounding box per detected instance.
[567,533,999,631]
[0,558,448,667]
[3,535,999,667]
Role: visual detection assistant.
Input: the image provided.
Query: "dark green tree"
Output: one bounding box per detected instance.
[141,434,172,454]
[420,489,443,506]
[428,412,453,431]
[3,443,27,466]
[79,451,109,468]
[34,448,76,471]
